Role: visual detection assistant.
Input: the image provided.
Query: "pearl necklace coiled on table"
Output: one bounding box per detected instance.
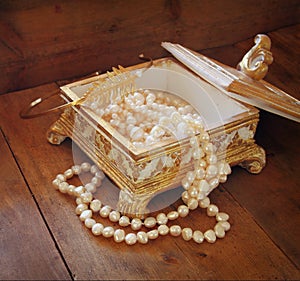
[52,89,232,245]
[52,161,230,245]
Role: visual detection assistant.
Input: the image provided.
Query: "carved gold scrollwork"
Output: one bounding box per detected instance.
[237,34,273,80]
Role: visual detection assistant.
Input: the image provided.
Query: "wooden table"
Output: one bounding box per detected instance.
[0,24,299,280]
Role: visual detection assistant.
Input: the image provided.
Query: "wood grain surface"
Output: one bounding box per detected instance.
[0,124,70,280]
[0,0,299,94]
[0,22,299,281]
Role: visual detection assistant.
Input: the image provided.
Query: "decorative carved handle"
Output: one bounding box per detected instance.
[237,34,273,80]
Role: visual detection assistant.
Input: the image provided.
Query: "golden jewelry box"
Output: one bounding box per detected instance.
[44,35,299,216]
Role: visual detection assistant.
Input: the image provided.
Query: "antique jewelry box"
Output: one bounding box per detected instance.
[44,35,299,216]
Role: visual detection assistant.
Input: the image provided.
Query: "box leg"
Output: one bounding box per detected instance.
[239,145,266,174]
[47,119,67,145]
[117,189,153,218]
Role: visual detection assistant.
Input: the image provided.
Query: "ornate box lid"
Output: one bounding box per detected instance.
[162,35,300,123]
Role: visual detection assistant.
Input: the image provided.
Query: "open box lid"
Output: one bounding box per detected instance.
[162,35,300,123]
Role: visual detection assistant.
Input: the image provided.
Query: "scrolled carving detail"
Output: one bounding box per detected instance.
[237,34,273,80]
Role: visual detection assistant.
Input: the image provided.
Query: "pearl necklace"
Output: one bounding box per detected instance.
[52,162,230,245]
[52,89,231,245]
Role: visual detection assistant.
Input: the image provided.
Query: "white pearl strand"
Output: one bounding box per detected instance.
[53,162,230,245]
[52,89,231,245]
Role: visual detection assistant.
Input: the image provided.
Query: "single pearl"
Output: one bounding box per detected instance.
[95,170,105,180]
[109,211,121,222]
[167,211,179,220]
[204,143,215,154]
[102,226,115,238]
[200,132,210,142]
[181,178,191,190]
[73,186,85,196]
[198,160,207,170]
[177,205,189,217]
[195,168,206,180]
[58,182,69,193]
[216,212,229,222]
[214,223,225,238]
[206,165,218,179]
[199,180,210,193]
[170,225,182,236]
[144,217,157,228]
[146,93,156,105]
[209,177,219,189]
[79,209,92,221]
[81,162,91,172]
[150,125,165,138]
[184,104,193,113]
[219,174,227,183]
[84,218,96,229]
[52,179,61,190]
[182,228,193,241]
[157,225,169,236]
[156,213,168,225]
[217,221,231,231]
[204,229,217,243]
[218,162,231,175]
[147,229,159,240]
[189,136,198,146]
[181,191,189,204]
[207,204,219,216]
[67,185,75,196]
[224,162,231,175]
[114,229,125,243]
[176,122,189,138]
[91,223,104,236]
[91,176,102,187]
[56,174,66,182]
[207,154,218,165]
[186,171,196,183]
[145,135,155,145]
[193,230,204,244]
[199,197,210,208]
[193,148,204,160]
[100,206,111,218]
[75,203,88,215]
[119,216,131,227]
[188,186,198,198]
[90,199,102,212]
[131,218,142,230]
[171,111,182,124]
[76,197,83,205]
[80,192,93,204]
[125,233,137,245]
[133,91,145,105]
[90,165,99,175]
[137,231,148,244]
[85,183,96,193]
[130,126,144,141]
[71,165,81,175]
[187,198,198,210]
[64,169,74,179]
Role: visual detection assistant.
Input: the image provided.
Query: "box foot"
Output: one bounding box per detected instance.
[238,145,266,174]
